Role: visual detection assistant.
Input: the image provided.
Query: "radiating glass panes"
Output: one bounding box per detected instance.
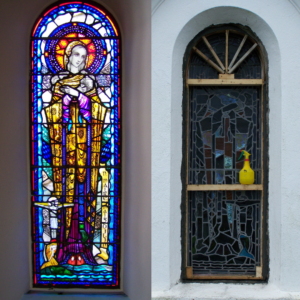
[31,2,121,288]
[188,191,261,275]
[189,32,262,79]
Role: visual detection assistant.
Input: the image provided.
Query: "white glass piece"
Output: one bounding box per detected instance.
[111,82,114,94]
[42,21,57,37]
[42,90,52,103]
[41,40,46,54]
[105,87,111,98]
[67,8,78,12]
[93,23,101,30]
[99,27,108,37]
[50,217,58,229]
[72,12,86,23]
[99,90,110,103]
[41,110,48,127]
[43,232,51,243]
[104,110,111,124]
[106,53,111,65]
[86,14,94,24]
[54,13,72,26]
[41,55,46,68]
[105,39,111,52]
[93,245,101,256]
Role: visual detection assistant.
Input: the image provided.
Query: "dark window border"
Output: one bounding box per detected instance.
[181,24,269,282]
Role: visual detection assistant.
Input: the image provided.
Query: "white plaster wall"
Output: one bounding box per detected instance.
[152,0,300,297]
[0,1,151,300]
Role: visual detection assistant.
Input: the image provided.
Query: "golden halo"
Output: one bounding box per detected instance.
[55,33,96,70]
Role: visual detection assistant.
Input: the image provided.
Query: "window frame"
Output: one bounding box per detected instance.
[181,24,269,282]
[29,0,123,290]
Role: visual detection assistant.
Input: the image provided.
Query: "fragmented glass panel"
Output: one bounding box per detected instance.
[188,191,261,275]
[31,2,121,288]
[188,87,262,185]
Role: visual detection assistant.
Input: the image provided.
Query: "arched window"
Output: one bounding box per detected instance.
[30,2,121,288]
[182,25,268,280]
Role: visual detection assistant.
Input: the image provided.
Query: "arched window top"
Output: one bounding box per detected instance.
[30,2,121,289]
[33,2,118,38]
[187,27,265,80]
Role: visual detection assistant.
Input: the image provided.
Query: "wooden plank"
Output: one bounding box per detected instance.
[185,266,262,279]
[187,184,263,191]
[256,266,262,277]
[228,34,248,70]
[193,47,224,74]
[225,30,229,73]
[186,273,261,280]
[187,78,263,86]
[202,36,225,71]
[186,266,193,279]
[229,43,258,74]
[219,74,234,79]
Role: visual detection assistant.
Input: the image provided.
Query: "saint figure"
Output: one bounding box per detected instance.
[43,41,111,267]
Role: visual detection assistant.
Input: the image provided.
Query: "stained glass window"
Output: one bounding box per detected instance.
[183,27,267,280]
[30,2,121,288]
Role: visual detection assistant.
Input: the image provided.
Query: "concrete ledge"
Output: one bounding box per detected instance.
[21,293,129,300]
[152,283,300,300]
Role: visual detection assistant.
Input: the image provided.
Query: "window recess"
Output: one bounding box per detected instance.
[182,27,268,281]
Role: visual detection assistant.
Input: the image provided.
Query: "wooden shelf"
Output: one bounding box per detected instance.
[187,184,263,191]
[187,78,263,86]
[186,266,262,280]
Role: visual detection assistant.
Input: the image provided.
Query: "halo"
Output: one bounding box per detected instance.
[45,23,106,74]
[54,34,96,70]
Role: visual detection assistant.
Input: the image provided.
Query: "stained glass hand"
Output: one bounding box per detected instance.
[60,85,79,97]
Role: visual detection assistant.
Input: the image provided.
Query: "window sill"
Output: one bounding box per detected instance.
[152,282,299,300]
[21,292,129,300]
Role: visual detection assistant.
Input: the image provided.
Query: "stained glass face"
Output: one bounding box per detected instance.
[31,2,121,288]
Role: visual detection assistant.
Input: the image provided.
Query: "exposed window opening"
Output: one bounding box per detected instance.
[181,25,268,281]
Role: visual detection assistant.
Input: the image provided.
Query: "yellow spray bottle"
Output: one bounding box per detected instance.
[238,150,255,184]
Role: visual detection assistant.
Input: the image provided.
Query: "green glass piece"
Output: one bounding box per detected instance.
[42,125,50,143]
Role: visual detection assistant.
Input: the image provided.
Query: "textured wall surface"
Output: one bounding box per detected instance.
[0,1,151,300]
[152,0,300,298]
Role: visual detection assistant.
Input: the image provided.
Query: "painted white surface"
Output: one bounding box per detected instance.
[0,1,151,300]
[152,0,300,297]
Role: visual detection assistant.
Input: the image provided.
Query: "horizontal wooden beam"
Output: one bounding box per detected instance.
[187,78,263,86]
[187,184,263,191]
[185,266,262,280]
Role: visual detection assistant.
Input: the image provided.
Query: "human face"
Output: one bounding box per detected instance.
[69,46,87,68]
